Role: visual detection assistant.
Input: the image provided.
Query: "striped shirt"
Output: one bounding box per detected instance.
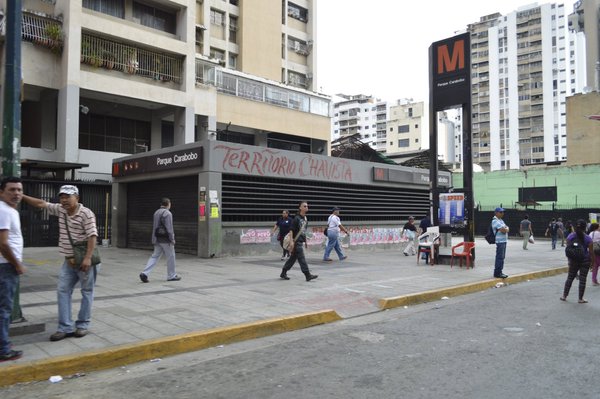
[47,203,98,257]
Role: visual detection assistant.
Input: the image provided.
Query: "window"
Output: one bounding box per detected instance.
[210,9,224,26]
[228,53,238,70]
[79,113,150,154]
[399,125,410,133]
[210,47,225,61]
[133,2,176,34]
[83,0,124,19]
[398,139,410,147]
[408,108,413,117]
[229,16,238,43]
[287,2,308,22]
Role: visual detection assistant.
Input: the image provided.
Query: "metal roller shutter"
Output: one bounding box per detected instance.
[127,176,198,254]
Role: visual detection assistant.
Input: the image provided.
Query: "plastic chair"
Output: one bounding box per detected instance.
[451,242,476,269]
[417,226,440,265]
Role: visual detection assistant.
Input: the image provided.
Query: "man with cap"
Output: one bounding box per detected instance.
[492,207,509,278]
[23,185,99,341]
[323,206,349,262]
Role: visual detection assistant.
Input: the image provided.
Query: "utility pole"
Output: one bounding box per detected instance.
[2,0,24,322]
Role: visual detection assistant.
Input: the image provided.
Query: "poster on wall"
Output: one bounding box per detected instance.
[438,193,465,226]
[590,213,598,224]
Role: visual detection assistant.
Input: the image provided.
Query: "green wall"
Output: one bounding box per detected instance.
[454,164,600,208]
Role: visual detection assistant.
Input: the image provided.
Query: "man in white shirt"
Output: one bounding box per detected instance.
[323,207,350,262]
[0,177,26,362]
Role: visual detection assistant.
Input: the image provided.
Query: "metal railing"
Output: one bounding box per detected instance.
[81,33,183,83]
[195,59,330,117]
[13,11,65,53]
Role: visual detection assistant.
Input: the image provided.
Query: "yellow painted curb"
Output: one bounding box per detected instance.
[0,309,342,388]
[379,266,568,310]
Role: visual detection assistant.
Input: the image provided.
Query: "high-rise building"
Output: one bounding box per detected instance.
[568,0,600,91]
[0,0,329,180]
[386,99,423,154]
[468,3,569,171]
[331,94,387,150]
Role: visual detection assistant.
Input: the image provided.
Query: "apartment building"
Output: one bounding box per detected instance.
[385,99,423,154]
[568,0,599,91]
[438,110,462,165]
[331,94,387,151]
[468,3,569,171]
[0,0,329,180]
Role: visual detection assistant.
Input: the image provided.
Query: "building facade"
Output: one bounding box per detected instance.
[468,3,569,171]
[568,0,600,91]
[0,0,329,181]
[385,99,423,154]
[331,94,387,151]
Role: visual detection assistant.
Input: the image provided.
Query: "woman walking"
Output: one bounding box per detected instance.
[589,223,600,286]
[272,210,293,260]
[560,219,594,303]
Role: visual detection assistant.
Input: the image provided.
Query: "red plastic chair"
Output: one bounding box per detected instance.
[451,242,476,269]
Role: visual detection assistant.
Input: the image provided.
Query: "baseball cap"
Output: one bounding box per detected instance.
[59,185,79,196]
[332,206,340,211]
[495,207,505,213]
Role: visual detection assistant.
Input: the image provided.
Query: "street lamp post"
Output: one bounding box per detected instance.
[2,0,24,322]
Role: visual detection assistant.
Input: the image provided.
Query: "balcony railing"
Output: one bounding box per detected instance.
[81,33,183,83]
[195,59,329,117]
[2,11,65,53]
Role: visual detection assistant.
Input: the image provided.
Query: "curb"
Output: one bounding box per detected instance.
[0,309,342,388]
[378,266,567,310]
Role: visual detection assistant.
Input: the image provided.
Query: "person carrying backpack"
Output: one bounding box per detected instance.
[492,207,510,279]
[560,219,594,303]
[545,218,560,250]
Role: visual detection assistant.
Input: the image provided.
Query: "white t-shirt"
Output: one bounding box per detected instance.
[0,200,23,263]
[327,214,341,233]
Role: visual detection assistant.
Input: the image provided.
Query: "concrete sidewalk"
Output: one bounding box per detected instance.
[1,238,569,385]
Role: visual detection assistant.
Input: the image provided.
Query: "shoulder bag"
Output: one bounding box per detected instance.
[64,215,101,267]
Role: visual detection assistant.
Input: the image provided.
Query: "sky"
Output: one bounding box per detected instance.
[316,0,568,103]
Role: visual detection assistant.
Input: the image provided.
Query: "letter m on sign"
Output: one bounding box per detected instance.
[437,39,464,74]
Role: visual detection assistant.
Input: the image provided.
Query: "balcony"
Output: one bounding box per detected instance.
[81,33,183,83]
[1,11,64,53]
[195,59,330,117]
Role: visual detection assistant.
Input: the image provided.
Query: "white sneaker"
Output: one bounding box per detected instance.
[281,256,286,261]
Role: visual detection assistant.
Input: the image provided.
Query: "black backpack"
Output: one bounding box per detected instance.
[551,222,560,235]
[484,223,497,244]
[565,238,586,262]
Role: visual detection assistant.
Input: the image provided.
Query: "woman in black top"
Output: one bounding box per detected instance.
[272,210,293,260]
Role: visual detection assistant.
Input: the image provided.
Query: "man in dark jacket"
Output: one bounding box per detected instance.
[280,201,318,282]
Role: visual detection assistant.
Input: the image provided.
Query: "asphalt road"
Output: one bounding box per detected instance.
[3,274,599,399]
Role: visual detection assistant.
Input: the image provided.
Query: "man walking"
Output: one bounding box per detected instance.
[280,201,318,282]
[0,177,26,362]
[492,207,509,279]
[520,215,533,250]
[140,198,180,283]
[545,218,559,250]
[557,218,565,247]
[22,185,99,341]
[323,207,349,262]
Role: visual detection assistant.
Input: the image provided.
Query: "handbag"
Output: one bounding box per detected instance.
[64,215,101,267]
[591,232,600,256]
[323,227,328,237]
[283,217,306,252]
[528,234,535,244]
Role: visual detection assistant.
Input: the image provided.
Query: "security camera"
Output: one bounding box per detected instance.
[80,105,89,115]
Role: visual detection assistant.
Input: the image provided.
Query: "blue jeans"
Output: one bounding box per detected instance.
[142,243,177,279]
[494,242,507,276]
[551,235,557,250]
[0,263,18,355]
[323,231,345,260]
[57,260,98,333]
